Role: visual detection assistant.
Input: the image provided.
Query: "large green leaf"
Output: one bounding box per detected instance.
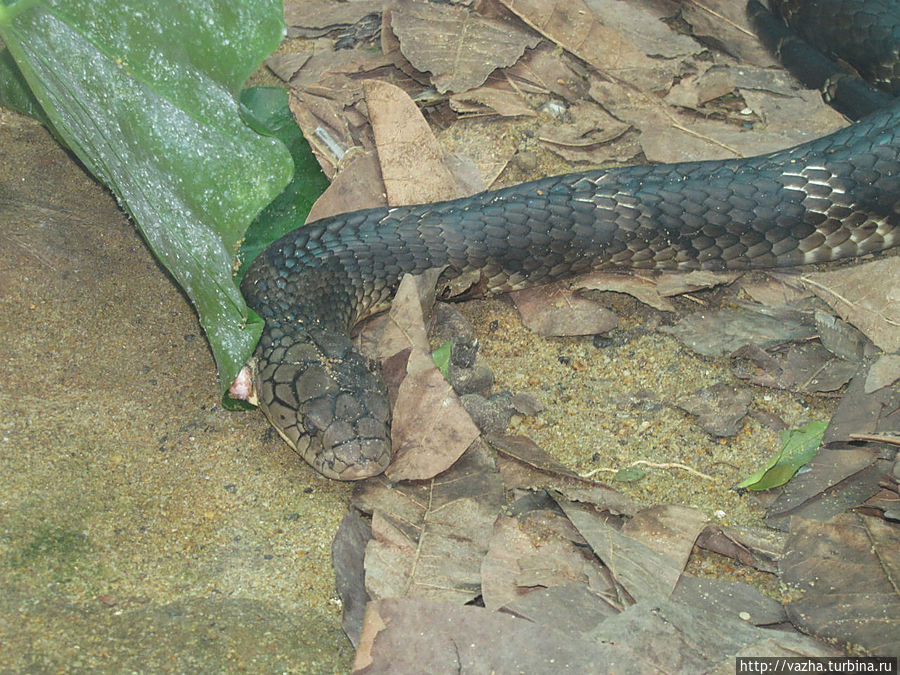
[237,86,329,279]
[0,0,293,394]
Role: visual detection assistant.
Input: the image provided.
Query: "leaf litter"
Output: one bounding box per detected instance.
[273,0,899,667]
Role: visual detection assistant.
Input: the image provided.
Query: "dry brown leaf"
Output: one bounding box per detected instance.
[353,597,835,673]
[866,353,900,394]
[679,0,778,67]
[662,304,819,357]
[578,271,677,312]
[510,283,617,336]
[365,79,461,204]
[353,597,627,672]
[764,448,884,531]
[823,363,900,444]
[696,523,787,574]
[388,364,481,481]
[731,342,857,394]
[801,257,900,353]
[289,88,370,178]
[332,510,373,647]
[352,440,504,603]
[590,74,846,165]
[504,41,589,101]
[488,433,581,479]
[481,512,612,611]
[664,66,736,109]
[366,272,479,481]
[489,435,639,516]
[556,499,709,602]
[656,270,740,297]
[740,274,814,307]
[500,0,695,92]
[537,101,634,164]
[781,513,900,655]
[305,151,386,222]
[283,0,383,37]
[675,382,752,437]
[672,575,786,626]
[500,583,620,635]
[449,84,536,117]
[265,52,310,82]
[391,0,541,93]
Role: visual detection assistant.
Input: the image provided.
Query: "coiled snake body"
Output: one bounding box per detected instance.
[241,5,900,480]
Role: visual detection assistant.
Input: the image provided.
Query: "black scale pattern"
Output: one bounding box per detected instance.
[241,98,900,479]
[771,0,900,95]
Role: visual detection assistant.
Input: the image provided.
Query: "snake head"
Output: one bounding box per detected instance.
[251,321,392,480]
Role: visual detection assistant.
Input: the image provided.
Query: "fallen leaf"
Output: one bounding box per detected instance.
[283,0,384,38]
[449,84,536,117]
[578,271,676,312]
[731,342,857,394]
[391,0,541,94]
[305,150,386,222]
[536,101,633,164]
[489,434,639,516]
[866,353,900,394]
[353,596,833,673]
[504,41,589,101]
[364,79,461,204]
[696,523,787,574]
[735,421,827,491]
[499,582,619,634]
[672,575,786,626]
[501,0,697,92]
[780,514,900,655]
[764,449,886,530]
[802,257,900,353]
[332,509,373,647]
[824,364,900,444]
[662,306,817,357]
[481,511,611,611]
[655,270,741,297]
[352,440,504,603]
[680,0,778,68]
[510,283,618,336]
[556,499,708,602]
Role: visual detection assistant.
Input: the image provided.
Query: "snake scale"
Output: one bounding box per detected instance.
[241,0,900,480]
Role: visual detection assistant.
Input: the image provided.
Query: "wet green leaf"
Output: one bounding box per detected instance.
[0,0,293,394]
[237,85,329,279]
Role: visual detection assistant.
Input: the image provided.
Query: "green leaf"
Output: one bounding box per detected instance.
[613,466,645,482]
[432,340,453,379]
[0,47,50,125]
[237,86,329,278]
[0,0,293,394]
[736,420,827,491]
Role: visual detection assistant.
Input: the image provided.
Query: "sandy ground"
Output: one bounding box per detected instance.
[0,111,355,672]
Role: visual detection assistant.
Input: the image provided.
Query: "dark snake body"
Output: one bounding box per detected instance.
[242,97,900,479]
[242,0,900,479]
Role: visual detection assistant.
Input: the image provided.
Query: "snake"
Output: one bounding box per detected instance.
[240,1,900,480]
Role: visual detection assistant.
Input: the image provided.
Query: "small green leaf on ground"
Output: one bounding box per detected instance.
[614,466,646,482]
[736,421,827,491]
[432,340,453,379]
